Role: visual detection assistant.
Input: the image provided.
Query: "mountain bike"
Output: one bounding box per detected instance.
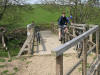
[34,26,41,53]
[75,29,83,58]
[60,25,67,44]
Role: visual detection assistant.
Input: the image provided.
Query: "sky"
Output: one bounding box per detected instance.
[25,0,99,4]
[26,0,41,4]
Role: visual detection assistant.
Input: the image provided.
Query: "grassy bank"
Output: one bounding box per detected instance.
[0,4,70,31]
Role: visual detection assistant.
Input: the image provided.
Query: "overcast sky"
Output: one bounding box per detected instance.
[26,0,41,4]
[26,0,89,4]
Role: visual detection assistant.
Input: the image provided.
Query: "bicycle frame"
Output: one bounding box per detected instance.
[60,26,66,44]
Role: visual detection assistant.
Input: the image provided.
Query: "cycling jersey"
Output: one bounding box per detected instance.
[58,16,68,26]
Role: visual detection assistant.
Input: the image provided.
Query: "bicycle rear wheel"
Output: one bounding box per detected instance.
[76,42,83,58]
[61,33,65,44]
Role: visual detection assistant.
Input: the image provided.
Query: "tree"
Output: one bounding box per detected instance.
[0,0,27,20]
[0,0,8,20]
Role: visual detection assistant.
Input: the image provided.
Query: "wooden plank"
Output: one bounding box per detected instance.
[96,28,100,75]
[70,26,86,30]
[52,25,99,56]
[66,44,96,75]
[56,54,63,75]
[96,29,99,58]
[87,56,100,75]
[66,59,83,75]
[71,24,86,27]
[82,38,87,75]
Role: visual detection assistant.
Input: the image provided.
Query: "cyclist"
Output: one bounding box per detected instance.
[58,12,69,41]
[66,15,73,25]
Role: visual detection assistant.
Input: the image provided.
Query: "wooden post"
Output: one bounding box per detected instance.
[73,27,76,37]
[82,38,87,75]
[96,29,99,58]
[89,34,93,42]
[89,34,93,49]
[96,28,99,75]
[56,54,63,75]
[89,26,93,49]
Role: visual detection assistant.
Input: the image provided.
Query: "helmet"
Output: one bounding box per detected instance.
[62,11,66,14]
[70,16,72,19]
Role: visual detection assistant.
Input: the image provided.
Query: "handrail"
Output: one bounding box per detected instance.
[52,24,99,75]
[52,25,99,56]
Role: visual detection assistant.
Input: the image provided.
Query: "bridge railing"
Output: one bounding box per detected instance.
[52,25,100,75]
[51,23,88,42]
[18,24,35,56]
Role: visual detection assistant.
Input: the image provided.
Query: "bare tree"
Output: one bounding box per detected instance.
[0,0,8,20]
[0,0,27,20]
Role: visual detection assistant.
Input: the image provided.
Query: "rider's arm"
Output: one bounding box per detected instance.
[70,15,73,24]
[58,16,62,26]
[66,17,70,24]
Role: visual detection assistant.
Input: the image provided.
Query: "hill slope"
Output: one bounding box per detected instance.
[0,5,70,30]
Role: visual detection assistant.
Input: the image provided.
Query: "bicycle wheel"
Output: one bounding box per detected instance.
[61,30,65,44]
[76,42,83,58]
[37,32,40,43]
[61,36,63,44]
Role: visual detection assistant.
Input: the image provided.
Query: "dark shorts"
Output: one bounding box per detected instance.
[58,25,67,32]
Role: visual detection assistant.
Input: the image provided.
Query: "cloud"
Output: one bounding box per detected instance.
[26,0,41,4]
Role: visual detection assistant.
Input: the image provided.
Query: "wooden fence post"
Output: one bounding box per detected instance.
[89,34,93,49]
[82,38,87,75]
[56,54,63,75]
[73,27,76,37]
[89,26,93,49]
[96,27,99,75]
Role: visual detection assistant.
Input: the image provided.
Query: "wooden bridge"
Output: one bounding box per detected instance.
[17,23,100,75]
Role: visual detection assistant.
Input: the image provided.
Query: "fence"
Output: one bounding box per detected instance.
[18,24,35,56]
[52,24,100,75]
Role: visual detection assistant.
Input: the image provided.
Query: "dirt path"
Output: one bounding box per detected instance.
[16,30,81,75]
[34,30,76,55]
[16,55,81,75]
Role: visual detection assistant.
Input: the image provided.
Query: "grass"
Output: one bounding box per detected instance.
[0,51,8,57]
[13,67,19,72]
[20,57,27,61]
[7,73,16,75]
[0,65,6,68]
[1,70,9,75]
[78,63,91,72]
[26,61,32,64]
[0,58,6,62]
[8,59,12,62]
[0,4,70,31]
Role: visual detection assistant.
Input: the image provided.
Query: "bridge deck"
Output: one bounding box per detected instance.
[34,30,76,55]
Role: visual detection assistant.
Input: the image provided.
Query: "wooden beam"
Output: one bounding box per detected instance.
[56,54,63,75]
[96,27,100,75]
[52,25,99,57]
[96,28,99,58]
[82,38,87,75]
[71,24,86,27]
[87,56,100,75]
[66,44,96,75]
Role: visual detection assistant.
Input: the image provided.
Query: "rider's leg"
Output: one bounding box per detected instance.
[64,27,68,33]
[59,28,61,40]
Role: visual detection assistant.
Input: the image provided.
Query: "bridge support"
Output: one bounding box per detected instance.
[17,24,34,57]
[56,54,63,75]
[82,38,88,75]
[96,27,100,75]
